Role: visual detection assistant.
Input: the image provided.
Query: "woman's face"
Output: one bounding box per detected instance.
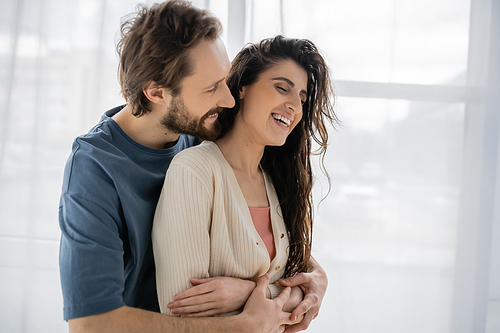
[237,60,308,147]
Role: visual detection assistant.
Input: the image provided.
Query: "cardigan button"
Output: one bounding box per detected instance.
[275,266,280,271]
[280,234,284,239]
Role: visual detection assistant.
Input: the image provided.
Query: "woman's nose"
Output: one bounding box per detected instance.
[285,95,303,114]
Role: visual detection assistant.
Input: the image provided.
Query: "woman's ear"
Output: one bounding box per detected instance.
[239,86,247,100]
[143,82,172,106]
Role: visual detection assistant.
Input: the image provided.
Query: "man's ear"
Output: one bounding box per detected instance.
[143,82,172,106]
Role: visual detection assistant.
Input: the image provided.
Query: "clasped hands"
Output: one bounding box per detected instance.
[167,268,327,333]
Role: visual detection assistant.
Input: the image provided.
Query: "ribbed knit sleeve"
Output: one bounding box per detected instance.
[268,282,286,299]
[152,161,213,315]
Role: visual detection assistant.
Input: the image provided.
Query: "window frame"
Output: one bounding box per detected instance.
[227,0,500,332]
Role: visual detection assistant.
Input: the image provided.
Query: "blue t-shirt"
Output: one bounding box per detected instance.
[58,106,199,320]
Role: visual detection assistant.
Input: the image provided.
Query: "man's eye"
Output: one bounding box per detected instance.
[277,86,287,92]
[207,86,218,93]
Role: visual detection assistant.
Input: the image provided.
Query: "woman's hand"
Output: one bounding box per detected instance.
[278,259,328,332]
[167,276,255,317]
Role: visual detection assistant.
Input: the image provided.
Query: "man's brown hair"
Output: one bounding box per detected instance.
[116,0,222,116]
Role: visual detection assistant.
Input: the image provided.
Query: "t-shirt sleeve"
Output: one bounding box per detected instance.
[59,193,125,320]
[58,146,126,320]
[152,161,213,315]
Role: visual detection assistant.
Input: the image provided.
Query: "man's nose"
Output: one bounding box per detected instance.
[218,83,235,108]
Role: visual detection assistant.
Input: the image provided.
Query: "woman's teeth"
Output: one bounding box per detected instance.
[272,114,291,127]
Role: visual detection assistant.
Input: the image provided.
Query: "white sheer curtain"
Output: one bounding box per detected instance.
[0,0,498,332]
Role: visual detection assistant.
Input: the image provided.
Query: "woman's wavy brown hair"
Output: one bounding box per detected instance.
[116,0,221,116]
[218,35,338,277]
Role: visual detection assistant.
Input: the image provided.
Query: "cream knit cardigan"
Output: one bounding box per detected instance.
[152,141,289,315]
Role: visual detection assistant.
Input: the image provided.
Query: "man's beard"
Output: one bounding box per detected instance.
[161,96,222,141]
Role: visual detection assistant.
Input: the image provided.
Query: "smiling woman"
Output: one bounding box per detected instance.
[152,36,338,321]
[235,60,307,147]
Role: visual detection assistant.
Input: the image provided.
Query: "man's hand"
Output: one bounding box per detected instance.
[167,277,255,317]
[282,286,304,313]
[67,275,304,333]
[240,274,299,333]
[278,259,328,332]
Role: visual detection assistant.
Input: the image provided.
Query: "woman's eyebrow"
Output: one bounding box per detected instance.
[272,77,295,87]
[272,77,307,95]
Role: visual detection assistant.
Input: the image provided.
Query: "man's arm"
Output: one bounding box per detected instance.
[68,274,295,333]
[68,306,234,333]
[278,257,328,333]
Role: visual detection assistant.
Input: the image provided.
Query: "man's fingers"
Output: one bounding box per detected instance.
[279,311,295,325]
[290,297,314,321]
[284,311,313,333]
[254,274,270,295]
[278,272,309,288]
[274,286,292,308]
[284,293,321,332]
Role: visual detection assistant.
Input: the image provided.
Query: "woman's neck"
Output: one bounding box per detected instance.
[215,124,265,177]
[216,115,270,208]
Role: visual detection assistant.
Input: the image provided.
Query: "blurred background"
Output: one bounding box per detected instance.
[0,0,498,332]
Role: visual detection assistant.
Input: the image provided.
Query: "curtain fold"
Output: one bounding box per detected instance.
[0,0,497,332]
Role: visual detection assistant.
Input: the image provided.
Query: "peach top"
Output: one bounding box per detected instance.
[248,207,276,261]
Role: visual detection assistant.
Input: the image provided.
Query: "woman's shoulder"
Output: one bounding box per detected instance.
[170,141,225,173]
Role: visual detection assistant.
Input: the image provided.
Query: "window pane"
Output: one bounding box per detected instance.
[310,98,464,332]
[250,0,471,85]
